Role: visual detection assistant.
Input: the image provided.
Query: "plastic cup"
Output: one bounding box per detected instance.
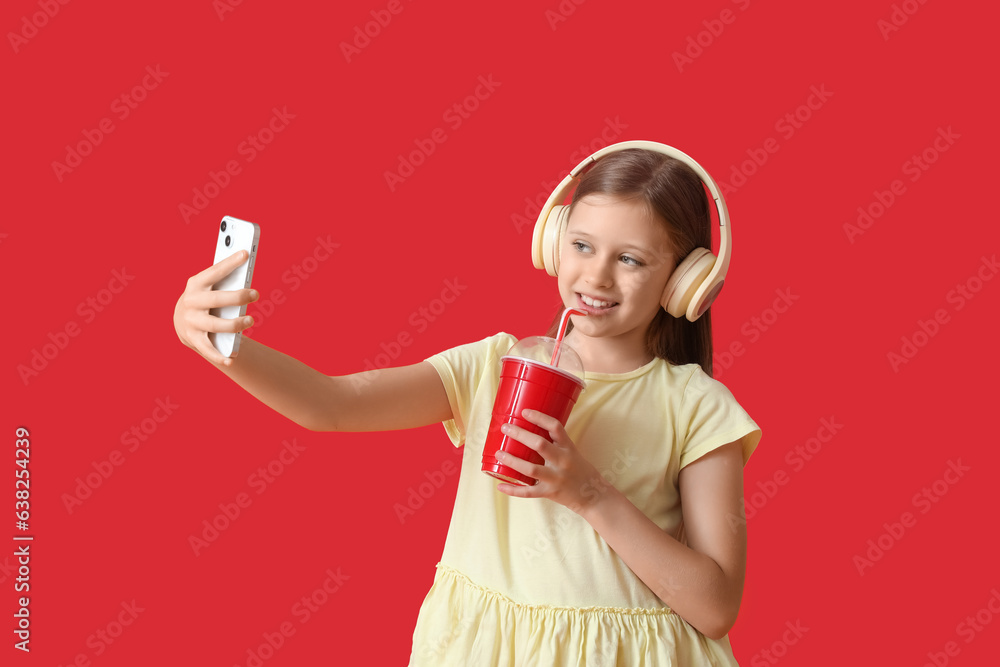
[482,342,585,486]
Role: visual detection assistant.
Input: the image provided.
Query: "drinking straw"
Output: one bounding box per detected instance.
[550,308,586,367]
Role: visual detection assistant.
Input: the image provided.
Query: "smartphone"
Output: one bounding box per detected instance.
[209,215,260,358]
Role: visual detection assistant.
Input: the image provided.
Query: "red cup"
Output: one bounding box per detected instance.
[482,355,585,486]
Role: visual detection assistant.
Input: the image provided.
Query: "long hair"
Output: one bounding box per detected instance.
[544,148,716,376]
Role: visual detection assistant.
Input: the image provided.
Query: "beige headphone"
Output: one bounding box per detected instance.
[530,140,732,322]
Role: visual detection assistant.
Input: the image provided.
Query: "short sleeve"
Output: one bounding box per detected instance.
[424,332,517,448]
[677,368,762,469]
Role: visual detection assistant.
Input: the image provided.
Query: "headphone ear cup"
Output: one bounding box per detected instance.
[662,248,715,319]
[538,204,570,276]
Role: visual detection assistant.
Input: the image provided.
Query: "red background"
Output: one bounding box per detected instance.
[5,0,999,664]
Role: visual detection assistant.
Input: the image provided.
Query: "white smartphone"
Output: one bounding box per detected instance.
[209,215,260,358]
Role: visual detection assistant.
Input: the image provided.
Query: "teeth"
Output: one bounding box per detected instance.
[581,294,615,308]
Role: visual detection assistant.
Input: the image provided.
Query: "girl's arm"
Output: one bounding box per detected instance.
[174,250,453,433]
[579,441,746,640]
[210,337,453,432]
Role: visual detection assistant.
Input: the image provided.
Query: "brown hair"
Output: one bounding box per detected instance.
[544,148,716,376]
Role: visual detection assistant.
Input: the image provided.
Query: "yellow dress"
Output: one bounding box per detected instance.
[408,333,762,666]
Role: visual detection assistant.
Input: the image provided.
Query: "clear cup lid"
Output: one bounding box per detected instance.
[502,336,585,384]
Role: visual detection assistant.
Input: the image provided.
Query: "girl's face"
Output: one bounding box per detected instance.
[557,194,676,350]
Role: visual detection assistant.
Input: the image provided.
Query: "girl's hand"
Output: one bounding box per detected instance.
[173,250,260,366]
[494,409,613,514]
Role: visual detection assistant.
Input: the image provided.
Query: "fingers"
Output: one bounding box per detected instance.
[175,250,258,366]
[496,481,533,496]
[500,423,548,456]
[191,249,250,289]
[494,450,543,485]
[191,332,235,367]
[185,286,259,310]
[519,409,567,445]
[521,409,562,432]
[189,311,254,334]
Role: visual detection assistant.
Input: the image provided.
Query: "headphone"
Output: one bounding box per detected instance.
[530,140,732,322]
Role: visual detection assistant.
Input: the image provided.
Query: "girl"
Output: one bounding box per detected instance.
[173,143,762,665]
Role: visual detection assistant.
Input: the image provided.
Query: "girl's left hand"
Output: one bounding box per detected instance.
[494,409,612,514]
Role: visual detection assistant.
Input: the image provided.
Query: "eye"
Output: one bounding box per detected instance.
[621,254,643,267]
[571,240,591,253]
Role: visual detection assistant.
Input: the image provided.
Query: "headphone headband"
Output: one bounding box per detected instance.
[530,140,732,321]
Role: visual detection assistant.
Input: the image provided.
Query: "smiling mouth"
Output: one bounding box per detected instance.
[577,293,619,311]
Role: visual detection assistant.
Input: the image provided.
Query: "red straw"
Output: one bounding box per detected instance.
[550,308,586,366]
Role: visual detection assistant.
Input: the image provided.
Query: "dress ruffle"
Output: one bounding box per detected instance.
[408,563,740,666]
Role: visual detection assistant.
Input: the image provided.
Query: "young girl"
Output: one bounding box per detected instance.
[173,142,762,666]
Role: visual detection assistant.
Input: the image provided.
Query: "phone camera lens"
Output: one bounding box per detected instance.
[221,220,227,232]
[225,235,232,247]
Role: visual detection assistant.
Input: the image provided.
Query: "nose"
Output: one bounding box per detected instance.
[584,255,615,289]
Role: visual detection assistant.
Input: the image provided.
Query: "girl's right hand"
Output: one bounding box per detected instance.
[173,249,260,366]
